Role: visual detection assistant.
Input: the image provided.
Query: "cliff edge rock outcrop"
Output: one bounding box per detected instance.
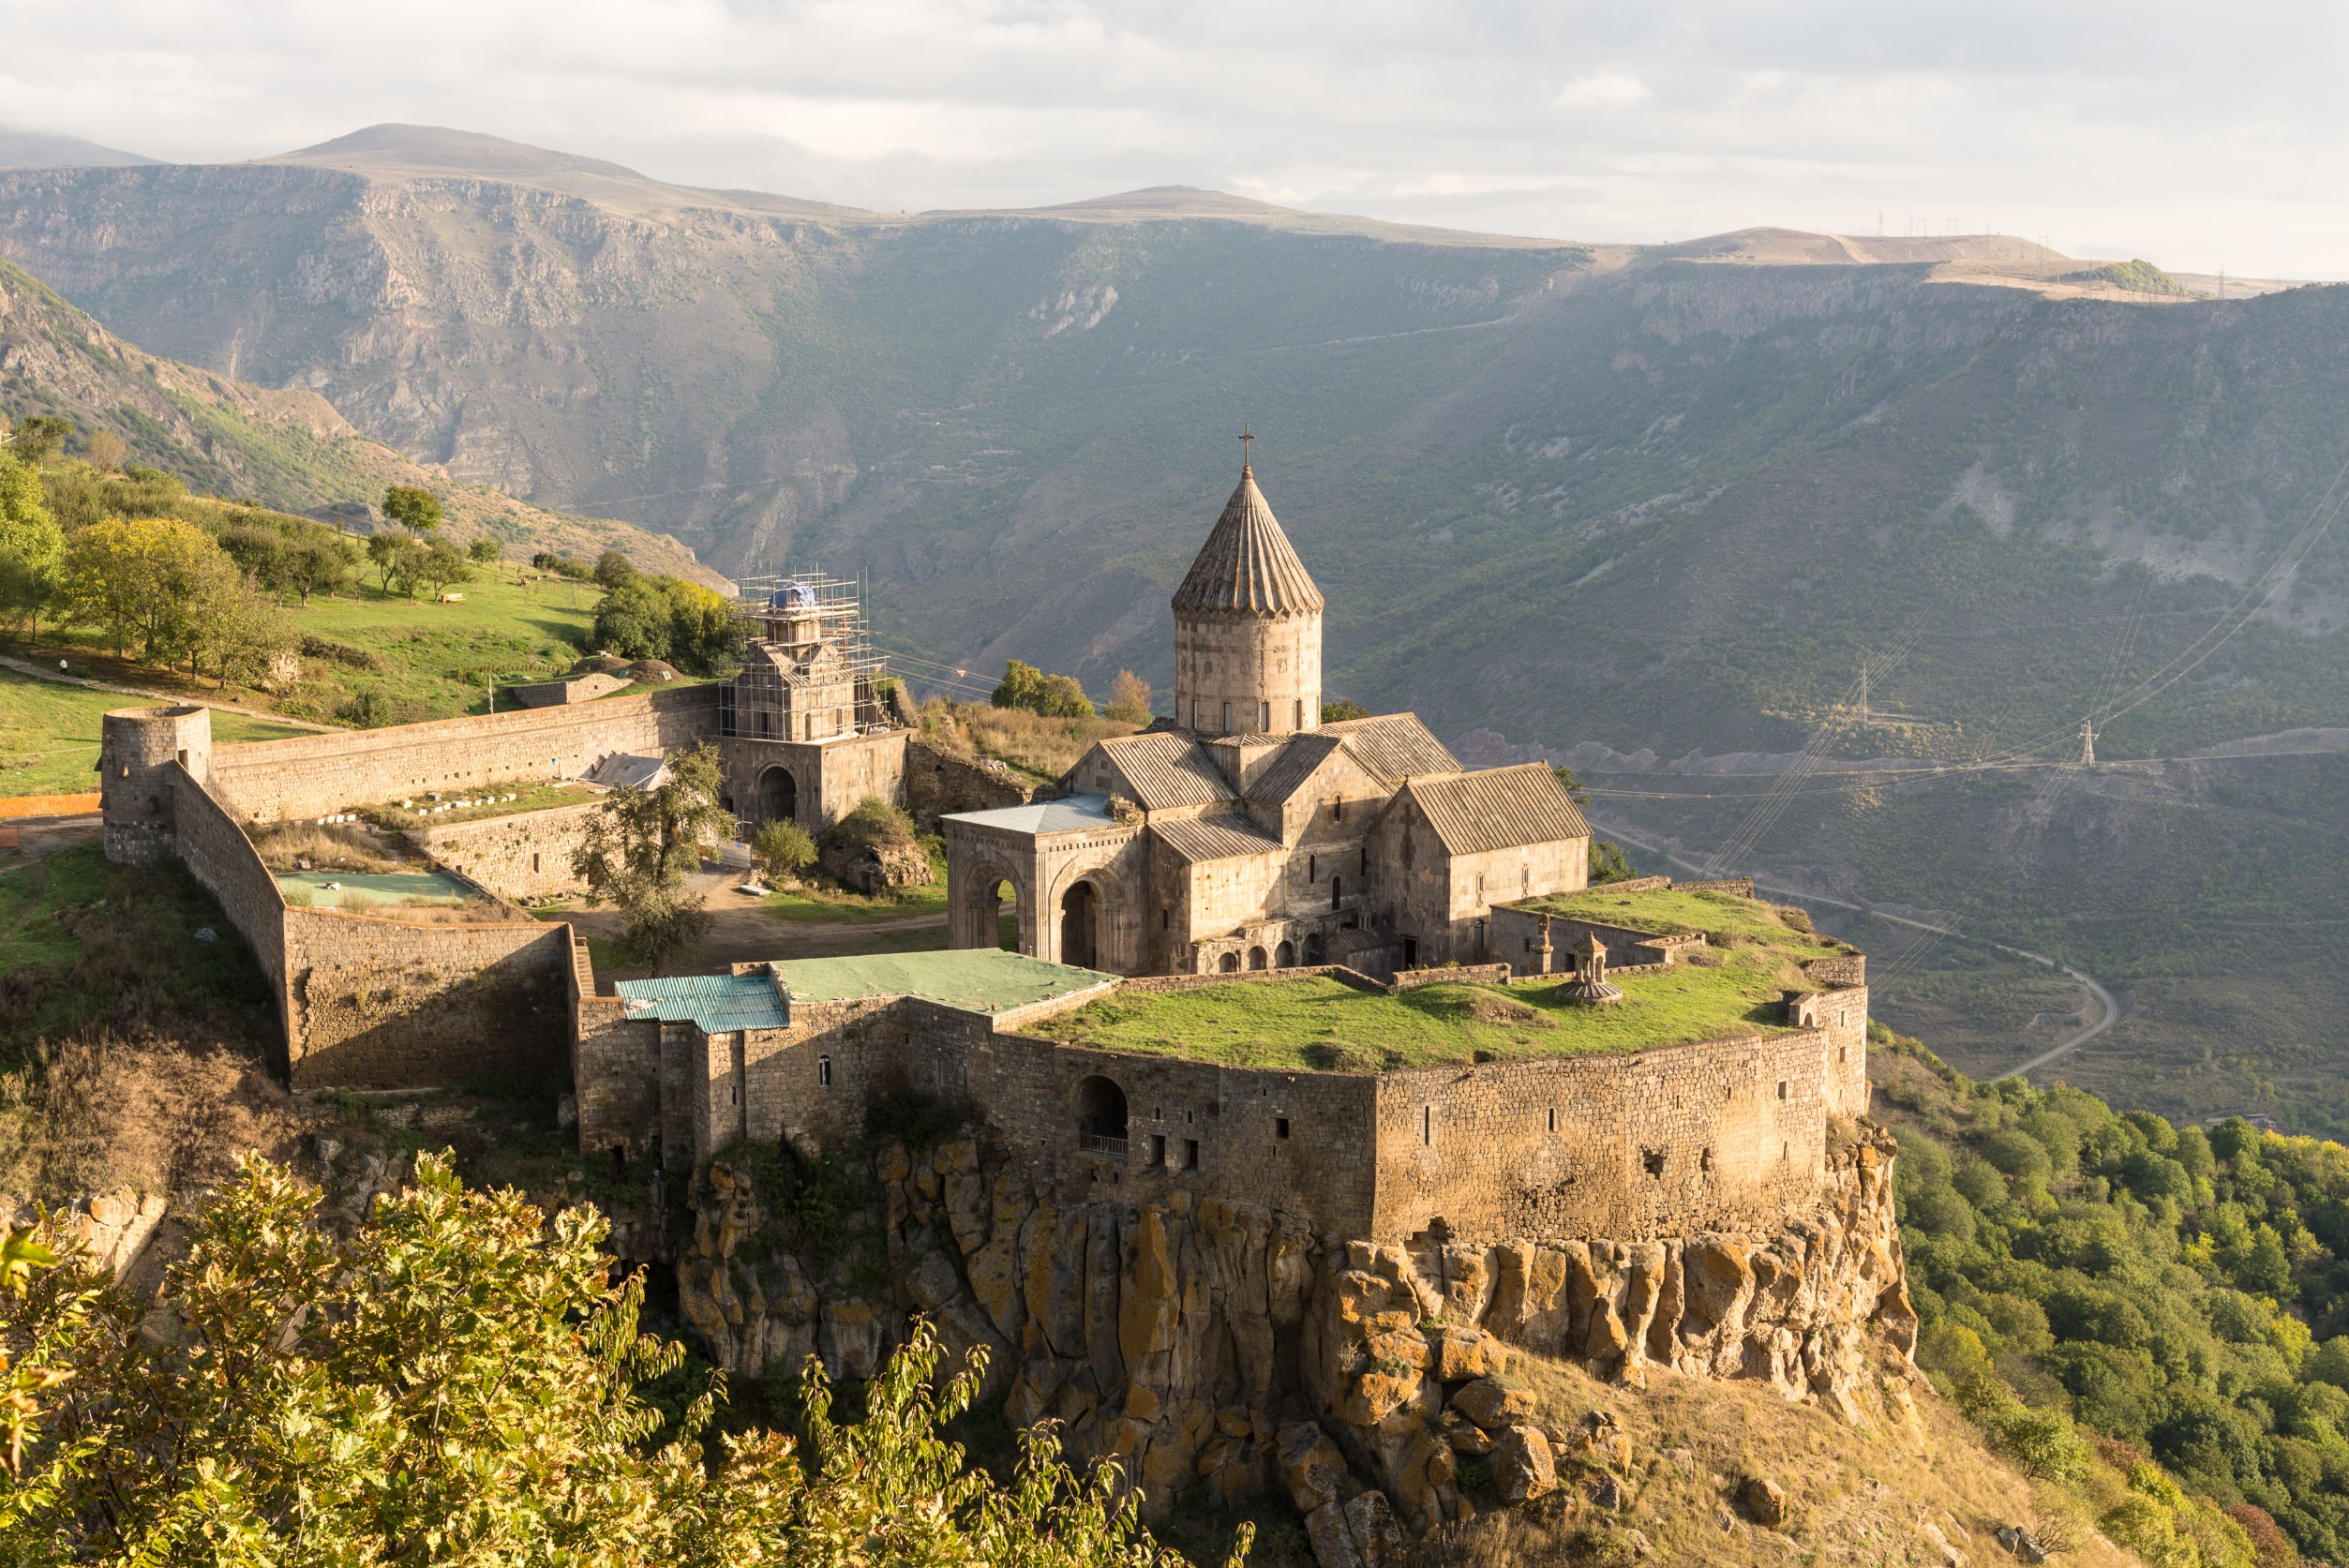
[675,1122,1916,1547]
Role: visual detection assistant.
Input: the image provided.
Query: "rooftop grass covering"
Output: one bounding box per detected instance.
[1514,887,1854,959]
[1028,965,1808,1072]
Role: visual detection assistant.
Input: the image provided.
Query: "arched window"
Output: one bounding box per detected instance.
[1309,855,1317,883]
[1360,845,1369,875]
[1275,940,1294,968]
[1331,874,1342,911]
[1248,946,1268,970]
[1076,1075,1128,1155]
[817,1055,831,1087]
[1221,701,1233,733]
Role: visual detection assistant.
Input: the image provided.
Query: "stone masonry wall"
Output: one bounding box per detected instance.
[1370,1029,1833,1244]
[168,764,291,1061]
[205,685,721,823]
[282,910,575,1089]
[413,803,598,902]
[905,737,1037,828]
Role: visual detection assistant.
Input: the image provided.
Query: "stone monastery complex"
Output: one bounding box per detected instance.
[89,455,1912,1542]
[90,458,1873,1248]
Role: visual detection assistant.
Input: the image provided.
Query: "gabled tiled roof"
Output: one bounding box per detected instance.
[1404,764,1590,857]
[616,973,789,1033]
[1171,469,1324,617]
[1319,712,1460,782]
[1150,813,1285,864]
[1244,731,1346,804]
[1097,732,1234,809]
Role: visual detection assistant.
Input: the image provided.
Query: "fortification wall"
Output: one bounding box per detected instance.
[968,1033,1383,1237]
[1370,1028,1832,1243]
[283,910,575,1089]
[167,764,292,1064]
[413,804,597,902]
[204,685,721,823]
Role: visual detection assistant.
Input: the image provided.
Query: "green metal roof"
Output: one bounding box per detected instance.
[772,949,1115,1014]
[615,973,789,1033]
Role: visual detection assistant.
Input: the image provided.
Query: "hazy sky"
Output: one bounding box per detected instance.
[5,0,2344,275]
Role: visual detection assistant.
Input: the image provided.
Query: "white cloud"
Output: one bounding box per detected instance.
[1552,71,1651,110]
[1,0,2345,273]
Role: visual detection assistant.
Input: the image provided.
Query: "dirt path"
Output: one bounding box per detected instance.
[0,811,100,863]
[1591,815,2122,1082]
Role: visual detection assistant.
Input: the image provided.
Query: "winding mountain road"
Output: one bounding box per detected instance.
[1590,817,2120,1082]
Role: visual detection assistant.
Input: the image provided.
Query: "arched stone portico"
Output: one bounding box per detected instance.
[948,854,1032,952]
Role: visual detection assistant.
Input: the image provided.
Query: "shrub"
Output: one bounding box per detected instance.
[752,819,818,883]
[469,536,501,563]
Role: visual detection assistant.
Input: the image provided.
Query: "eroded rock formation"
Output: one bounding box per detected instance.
[675,1124,1916,1540]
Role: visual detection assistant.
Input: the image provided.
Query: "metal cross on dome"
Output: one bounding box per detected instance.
[1239,425,1254,470]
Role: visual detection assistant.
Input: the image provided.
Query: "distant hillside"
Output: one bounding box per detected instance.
[0,127,156,168]
[0,256,723,585]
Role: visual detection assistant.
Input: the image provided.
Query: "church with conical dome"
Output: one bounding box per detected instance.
[942,458,1593,978]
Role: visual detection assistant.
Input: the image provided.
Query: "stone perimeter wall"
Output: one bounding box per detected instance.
[412,804,600,902]
[204,685,722,824]
[283,909,575,1089]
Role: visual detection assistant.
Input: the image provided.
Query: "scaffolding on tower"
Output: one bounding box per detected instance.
[723,570,894,738]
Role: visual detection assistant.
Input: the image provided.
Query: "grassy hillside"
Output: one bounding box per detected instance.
[0,669,313,795]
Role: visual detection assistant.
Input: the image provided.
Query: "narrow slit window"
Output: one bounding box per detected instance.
[1547,1107,1556,1134]
[818,1055,832,1088]
[1422,1105,1432,1145]
[1776,1081,1788,1099]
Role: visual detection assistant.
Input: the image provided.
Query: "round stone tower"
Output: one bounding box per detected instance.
[1172,462,1324,735]
[99,705,211,865]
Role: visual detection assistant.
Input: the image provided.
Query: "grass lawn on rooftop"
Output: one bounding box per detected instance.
[1030,956,1815,1072]
[1518,886,1853,960]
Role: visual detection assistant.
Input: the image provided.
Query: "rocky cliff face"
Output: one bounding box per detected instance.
[675,1124,1916,1547]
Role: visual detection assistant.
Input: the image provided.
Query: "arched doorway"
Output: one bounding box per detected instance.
[1076,1075,1128,1155]
[1060,881,1099,968]
[1248,946,1268,970]
[758,767,797,824]
[995,879,1020,950]
[1219,951,1240,973]
[1275,940,1295,968]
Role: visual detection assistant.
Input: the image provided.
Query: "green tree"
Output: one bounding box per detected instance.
[594,547,637,590]
[61,516,235,663]
[994,660,1092,718]
[469,536,502,564]
[575,743,730,973]
[753,818,819,885]
[3,414,71,464]
[381,484,443,534]
[0,1159,1250,1564]
[1319,697,1370,723]
[593,576,674,660]
[411,538,476,600]
[0,455,63,639]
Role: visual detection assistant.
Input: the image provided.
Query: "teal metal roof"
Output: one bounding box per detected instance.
[771,949,1115,1013]
[615,973,788,1033]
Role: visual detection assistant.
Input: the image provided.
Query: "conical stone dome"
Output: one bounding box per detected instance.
[1172,468,1324,617]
